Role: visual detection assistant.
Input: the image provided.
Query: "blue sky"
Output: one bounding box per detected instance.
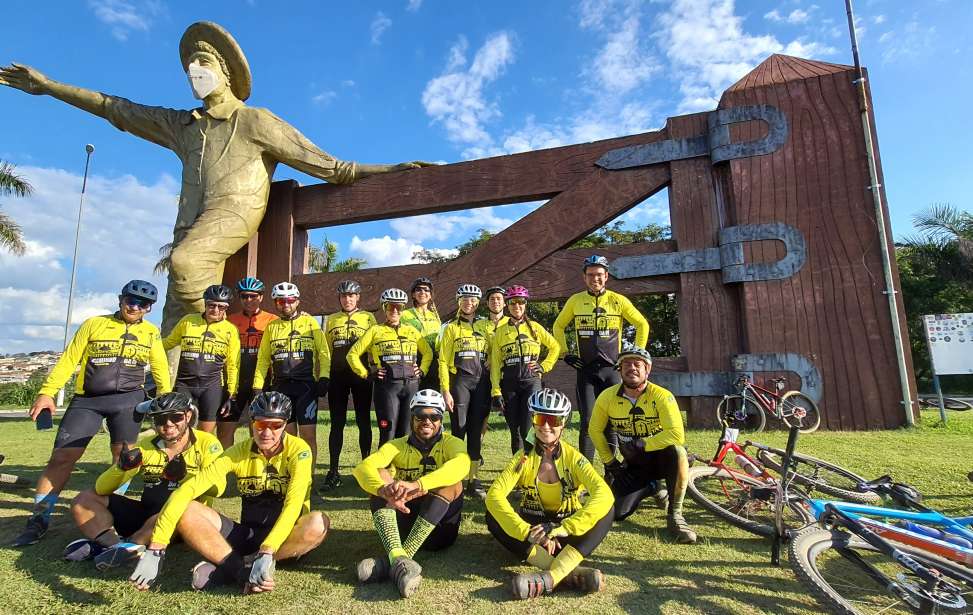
[0,0,969,352]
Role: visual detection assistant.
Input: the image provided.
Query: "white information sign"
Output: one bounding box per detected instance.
[924,313,973,375]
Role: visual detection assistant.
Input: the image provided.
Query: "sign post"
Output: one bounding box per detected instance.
[922,313,973,423]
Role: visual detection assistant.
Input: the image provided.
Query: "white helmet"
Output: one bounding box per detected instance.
[456,283,482,300]
[380,287,408,305]
[271,281,300,299]
[410,389,446,417]
[528,388,572,417]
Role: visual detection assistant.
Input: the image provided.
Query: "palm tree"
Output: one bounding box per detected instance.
[153,242,173,276]
[307,235,364,273]
[912,203,973,263]
[0,160,33,255]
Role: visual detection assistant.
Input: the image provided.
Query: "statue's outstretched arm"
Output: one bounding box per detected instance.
[0,63,109,119]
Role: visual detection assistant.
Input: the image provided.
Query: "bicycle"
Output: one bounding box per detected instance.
[918,396,973,412]
[716,374,821,433]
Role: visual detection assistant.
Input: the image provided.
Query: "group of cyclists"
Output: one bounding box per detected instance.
[11,254,696,600]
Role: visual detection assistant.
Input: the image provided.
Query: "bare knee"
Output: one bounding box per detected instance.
[71,489,104,511]
[432,481,463,502]
[305,512,329,543]
[49,447,84,467]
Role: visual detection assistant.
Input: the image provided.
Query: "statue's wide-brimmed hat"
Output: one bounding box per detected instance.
[179,21,251,101]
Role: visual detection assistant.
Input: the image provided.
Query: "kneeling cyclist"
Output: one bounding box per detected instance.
[485,388,614,600]
[589,346,695,543]
[63,392,224,569]
[129,392,329,593]
[352,389,469,598]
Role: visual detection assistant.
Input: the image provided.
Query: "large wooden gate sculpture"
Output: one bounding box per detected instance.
[223,55,917,430]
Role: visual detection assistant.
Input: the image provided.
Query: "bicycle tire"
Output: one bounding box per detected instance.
[716,394,766,433]
[789,527,973,615]
[756,448,881,504]
[919,396,973,411]
[685,465,812,538]
[779,391,822,433]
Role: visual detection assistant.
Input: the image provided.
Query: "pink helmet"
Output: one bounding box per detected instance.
[505,285,529,300]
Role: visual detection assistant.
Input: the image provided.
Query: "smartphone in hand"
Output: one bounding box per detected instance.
[36,408,54,431]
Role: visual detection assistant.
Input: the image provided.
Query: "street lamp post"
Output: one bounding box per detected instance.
[56,144,95,408]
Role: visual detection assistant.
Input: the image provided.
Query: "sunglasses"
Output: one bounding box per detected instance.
[206,302,229,311]
[239,293,261,300]
[152,412,187,426]
[413,413,442,424]
[508,299,527,306]
[413,287,431,293]
[385,303,405,312]
[274,297,299,305]
[123,296,152,309]
[531,413,566,428]
[253,419,287,431]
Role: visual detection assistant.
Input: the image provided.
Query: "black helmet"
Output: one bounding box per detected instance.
[411,277,434,293]
[484,286,506,298]
[337,280,361,295]
[121,279,158,303]
[250,391,292,421]
[135,391,198,419]
[203,284,232,303]
[583,255,610,272]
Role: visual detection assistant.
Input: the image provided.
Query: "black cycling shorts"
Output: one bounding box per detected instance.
[275,380,318,426]
[175,383,226,423]
[218,513,273,556]
[54,389,146,449]
[107,494,160,538]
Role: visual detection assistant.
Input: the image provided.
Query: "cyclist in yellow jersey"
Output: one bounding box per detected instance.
[486,388,614,600]
[589,346,695,543]
[319,280,377,492]
[163,285,240,434]
[130,392,328,592]
[352,389,469,598]
[64,392,224,569]
[252,282,328,465]
[490,285,560,454]
[482,285,510,334]
[347,288,433,445]
[13,280,171,548]
[402,277,441,390]
[553,255,650,461]
[226,277,277,448]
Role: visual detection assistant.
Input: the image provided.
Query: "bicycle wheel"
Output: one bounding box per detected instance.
[779,391,822,433]
[919,396,973,411]
[685,465,812,538]
[716,395,766,433]
[789,527,973,614]
[756,448,880,504]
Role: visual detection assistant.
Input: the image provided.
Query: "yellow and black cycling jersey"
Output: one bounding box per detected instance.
[151,432,312,551]
[553,289,650,366]
[252,312,326,388]
[485,440,613,541]
[438,317,491,388]
[479,315,509,339]
[39,313,171,398]
[347,323,433,381]
[489,318,560,396]
[163,314,241,395]
[95,429,225,510]
[401,306,441,349]
[352,431,470,495]
[589,382,684,464]
[321,310,377,377]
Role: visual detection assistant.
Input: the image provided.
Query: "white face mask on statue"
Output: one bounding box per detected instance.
[187,63,221,100]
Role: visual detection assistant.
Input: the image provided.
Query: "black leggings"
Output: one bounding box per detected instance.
[577,363,620,460]
[485,506,614,559]
[449,373,490,450]
[612,445,688,519]
[175,382,226,423]
[374,378,418,445]
[327,370,373,469]
[501,378,541,454]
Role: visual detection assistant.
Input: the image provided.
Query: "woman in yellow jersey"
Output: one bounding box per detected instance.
[401,277,441,390]
[320,280,377,491]
[163,284,240,434]
[347,288,433,445]
[485,388,614,600]
[489,285,560,454]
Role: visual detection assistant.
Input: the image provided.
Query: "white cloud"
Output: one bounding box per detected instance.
[348,235,425,268]
[406,0,422,12]
[421,32,515,147]
[765,8,811,24]
[622,191,671,226]
[879,18,936,63]
[370,11,392,45]
[389,207,520,244]
[311,90,337,106]
[87,0,160,41]
[586,14,660,95]
[873,14,887,25]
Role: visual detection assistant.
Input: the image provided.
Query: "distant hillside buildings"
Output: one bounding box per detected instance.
[0,351,60,384]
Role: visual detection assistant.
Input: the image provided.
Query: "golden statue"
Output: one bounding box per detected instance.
[1,21,431,333]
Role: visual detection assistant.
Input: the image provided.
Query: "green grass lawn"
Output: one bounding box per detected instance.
[1,410,971,615]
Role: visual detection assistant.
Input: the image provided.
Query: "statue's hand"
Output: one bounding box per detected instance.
[392,161,437,171]
[0,63,49,95]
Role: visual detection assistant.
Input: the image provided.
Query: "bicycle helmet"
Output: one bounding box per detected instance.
[337,280,361,295]
[411,277,434,293]
[505,285,530,300]
[250,391,293,421]
[616,346,653,368]
[120,279,158,303]
[136,391,198,418]
[380,287,409,305]
[583,254,610,272]
[271,281,300,299]
[484,286,506,298]
[527,388,572,417]
[455,283,482,300]
[236,277,264,293]
[203,284,232,303]
[410,389,446,417]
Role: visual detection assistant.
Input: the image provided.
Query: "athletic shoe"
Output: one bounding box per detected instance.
[390,557,423,598]
[318,471,342,493]
[469,479,487,499]
[191,561,218,591]
[357,555,391,583]
[63,538,107,562]
[560,566,605,594]
[94,542,145,571]
[653,488,669,511]
[11,514,48,547]
[510,571,555,600]
[666,513,697,544]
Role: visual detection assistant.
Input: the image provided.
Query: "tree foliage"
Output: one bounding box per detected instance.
[0,160,32,255]
[307,236,365,273]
